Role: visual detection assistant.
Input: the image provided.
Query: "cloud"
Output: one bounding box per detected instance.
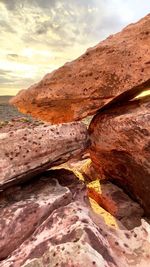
[0,69,21,82]
[0,0,15,10]
[0,20,16,33]
[7,54,30,63]
[0,0,123,44]
[0,69,20,86]
[18,0,122,51]
[7,54,19,59]
[0,69,12,75]
[0,67,36,97]
[0,0,149,95]
[0,0,26,10]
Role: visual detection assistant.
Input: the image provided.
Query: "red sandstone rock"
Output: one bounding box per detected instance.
[0,169,150,267]
[89,96,150,215]
[10,14,150,123]
[0,119,88,188]
[98,181,144,229]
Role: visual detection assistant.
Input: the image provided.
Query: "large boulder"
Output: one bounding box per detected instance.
[0,169,150,267]
[10,14,150,123]
[0,119,88,188]
[89,96,150,214]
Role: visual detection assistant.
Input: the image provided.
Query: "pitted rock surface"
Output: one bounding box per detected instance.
[0,119,88,188]
[0,174,71,260]
[89,96,150,215]
[10,14,150,123]
[0,169,150,267]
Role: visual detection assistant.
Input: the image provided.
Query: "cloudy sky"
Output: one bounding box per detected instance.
[0,0,149,96]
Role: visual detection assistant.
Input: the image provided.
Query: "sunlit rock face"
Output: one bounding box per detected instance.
[89,96,150,215]
[0,119,88,188]
[1,169,150,267]
[10,14,150,123]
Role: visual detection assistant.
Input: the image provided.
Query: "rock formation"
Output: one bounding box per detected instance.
[89,96,150,214]
[0,13,150,267]
[1,170,150,267]
[92,181,144,229]
[0,171,72,260]
[10,14,150,123]
[0,119,88,188]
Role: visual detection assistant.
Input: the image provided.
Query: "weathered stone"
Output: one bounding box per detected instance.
[89,96,150,214]
[98,181,144,229]
[10,14,150,123]
[0,173,71,260]
[51,158,144,229]
[0,119,88,188]
[0,169,150,267]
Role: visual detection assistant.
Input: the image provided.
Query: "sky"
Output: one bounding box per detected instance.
[0,0,150,96]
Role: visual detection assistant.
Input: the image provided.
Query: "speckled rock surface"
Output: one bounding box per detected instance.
[10,14,150,123]
[89,96,150,215]
[0,119,88,188]
[0,169,150,267]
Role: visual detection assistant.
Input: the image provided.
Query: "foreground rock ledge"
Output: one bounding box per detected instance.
[0,119,88,188]
[10,14,150,123]
[0,169,150,267]
[89,96,150,215]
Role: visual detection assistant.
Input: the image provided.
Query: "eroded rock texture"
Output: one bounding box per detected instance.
[0,119,88,188]
[89,96,150,215]
[0,169,150,267]
[0,173,71,260]
[96,181,144,229]
[10,14,150,123]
